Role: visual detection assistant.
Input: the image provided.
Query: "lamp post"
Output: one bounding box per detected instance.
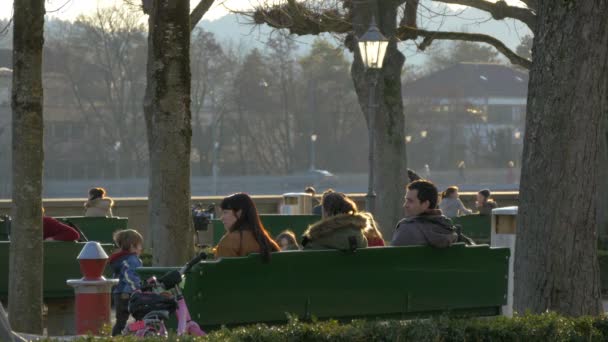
[309,134,317,171]
[358,16,389,214]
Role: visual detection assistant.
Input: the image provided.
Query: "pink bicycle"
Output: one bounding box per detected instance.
[123,253,208,337]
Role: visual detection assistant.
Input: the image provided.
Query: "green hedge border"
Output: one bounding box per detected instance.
[37,313,608,341]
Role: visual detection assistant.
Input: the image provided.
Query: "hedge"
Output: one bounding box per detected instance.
[34,312,608,342]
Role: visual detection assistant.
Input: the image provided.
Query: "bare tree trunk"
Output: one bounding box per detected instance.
[351,0,406,238]
[514,0,608,316]
[9,0,45,333]
[144,0,194,265]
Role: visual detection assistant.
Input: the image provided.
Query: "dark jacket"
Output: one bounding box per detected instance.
[302,213,369,250]
[108,251,142,294]
[477,200,498,216]
[391,209,457,248]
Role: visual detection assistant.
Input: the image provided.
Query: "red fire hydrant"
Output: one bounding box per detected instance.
[67,241,118,335]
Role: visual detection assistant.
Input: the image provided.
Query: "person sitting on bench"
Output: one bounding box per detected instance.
[391,180,457,248]
[215,193,280,261]
[84,187,114,217]
[42,208,80,241]
[301,191,371,250]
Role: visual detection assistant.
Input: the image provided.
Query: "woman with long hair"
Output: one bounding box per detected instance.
[301,191,372,250]
[438,186,472,218]
[363,217,385,247]
[215,193,280,261]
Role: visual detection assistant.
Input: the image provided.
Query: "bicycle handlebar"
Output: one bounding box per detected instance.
[180,252,208,275]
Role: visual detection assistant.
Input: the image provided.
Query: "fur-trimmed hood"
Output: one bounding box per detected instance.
[303,213,371,240]
[85,197,113,209]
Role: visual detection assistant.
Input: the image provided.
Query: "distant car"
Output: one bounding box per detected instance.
[307,169,334,177]
[287,169,337,190]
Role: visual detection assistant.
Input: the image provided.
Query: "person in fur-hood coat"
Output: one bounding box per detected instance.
[301,191,370,250]
[84,187,114,217]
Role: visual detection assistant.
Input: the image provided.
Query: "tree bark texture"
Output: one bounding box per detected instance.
[514,1,608,316]
[350,0,407,238]
[9,0,45,333]
[144,0,194,266]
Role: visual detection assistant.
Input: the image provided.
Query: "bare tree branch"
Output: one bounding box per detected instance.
[190,0,215,31]
[250,1,351,36]
[432,0,536,29]
[397,26,532,69]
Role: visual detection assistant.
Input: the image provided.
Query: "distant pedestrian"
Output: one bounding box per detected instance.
[84,187,114,217]
[424,164,431,179]
[506,161,516,184]
[304,186,322,215]
[476,189,498,216]
[439,186,472,218]
[458,161,466,183]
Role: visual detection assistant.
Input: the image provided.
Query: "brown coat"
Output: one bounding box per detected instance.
[391,209,458,248]
[215,230,262,258]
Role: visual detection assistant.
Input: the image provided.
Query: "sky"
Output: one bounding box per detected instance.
[0,0,257,21]
[0,0,528,21]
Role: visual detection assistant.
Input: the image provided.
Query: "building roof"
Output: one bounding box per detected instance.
[403,62,528,99]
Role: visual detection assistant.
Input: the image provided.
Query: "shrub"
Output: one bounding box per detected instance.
[44,313,608,342]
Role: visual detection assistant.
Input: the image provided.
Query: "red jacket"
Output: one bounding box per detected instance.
[43,216,80,241]
[367,237,385,247]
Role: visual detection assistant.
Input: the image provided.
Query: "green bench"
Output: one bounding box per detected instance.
[210,215,320,244]
[0,241,115,301]
[452,215,492,244]
[137,244,509,330]
[0,216,9,241]
[55,216,128,243]
[0,241,114,335]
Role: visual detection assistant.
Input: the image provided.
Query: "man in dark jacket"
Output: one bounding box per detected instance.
[391,180,457,248]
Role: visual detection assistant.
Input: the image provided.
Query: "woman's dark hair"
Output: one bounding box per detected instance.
[322,191,358,216]
[89,187,106,200]
[442,186,459,199]
[478,189,491,200]
[220,193,280,261]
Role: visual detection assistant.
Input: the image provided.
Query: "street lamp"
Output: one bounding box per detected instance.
[358,16,389,214]
[309,134,318,171]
